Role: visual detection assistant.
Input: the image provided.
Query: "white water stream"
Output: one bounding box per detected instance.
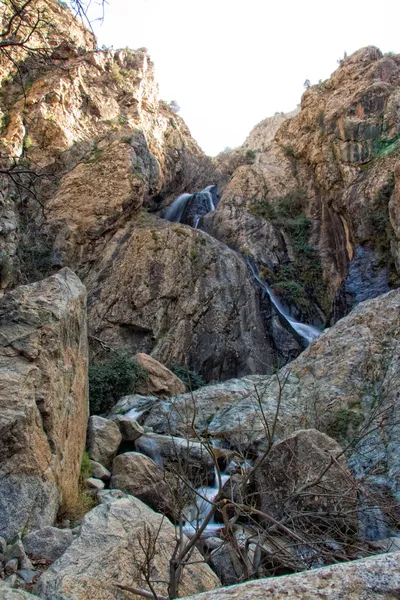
[246,258,320,345]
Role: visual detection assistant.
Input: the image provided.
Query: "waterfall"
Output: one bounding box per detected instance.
[163,193,192,223]
[182,466,230,537]
[163,185,218,228]
[246,258,320,345]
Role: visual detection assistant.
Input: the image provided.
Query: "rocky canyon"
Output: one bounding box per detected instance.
[0,1,399,599]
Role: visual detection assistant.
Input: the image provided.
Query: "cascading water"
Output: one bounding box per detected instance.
[163,185,218,228]
[182,466,230,537]
[245,258,320,346]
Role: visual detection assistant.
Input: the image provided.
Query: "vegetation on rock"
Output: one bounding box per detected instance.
[89,349,148,415]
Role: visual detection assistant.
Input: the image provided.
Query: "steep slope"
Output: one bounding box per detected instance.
[205,47,400,325]
[0,0,272,381]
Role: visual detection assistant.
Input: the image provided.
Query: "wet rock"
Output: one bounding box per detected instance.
[0,269,88,541]
[135,433,215,486]
[16,570,38,584]
[86,416,122,470]
[35,495,220,599]
[5,559,18,575]
[23,526,73,562]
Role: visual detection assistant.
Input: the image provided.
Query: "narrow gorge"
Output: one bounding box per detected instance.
[0,1,399,599]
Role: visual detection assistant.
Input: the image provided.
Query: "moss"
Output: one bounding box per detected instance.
[326,409,364,442]
[85,147,104,164]
[24,135,33,149]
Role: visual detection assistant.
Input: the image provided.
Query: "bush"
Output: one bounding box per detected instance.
[89,349,147,415]
[171,365,205,391]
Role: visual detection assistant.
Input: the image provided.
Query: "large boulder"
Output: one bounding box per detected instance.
[253,429,358,535]
[86,416,122,470]
[35,495,220,599]
[22,526,73,562]
[180,551,400,600]
[87,222,274,382]
[110,452,179,516]
[0,269,88,541]
[134,352,186,397]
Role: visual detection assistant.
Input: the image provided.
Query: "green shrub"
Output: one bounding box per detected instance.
[171,365,205,391]
[89,349,147,415]
[245,149,256,164]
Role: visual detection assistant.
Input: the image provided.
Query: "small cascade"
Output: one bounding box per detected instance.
[125,407,145,421]
[182,466,230,537]
[163,185,218,228]
[246,258,320,346]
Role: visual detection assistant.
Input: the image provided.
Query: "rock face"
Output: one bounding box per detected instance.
[0,581,41,599]
[0,268,88,541]
[86,416,122,470]
[208,47,400,326]
[35,495,220,600]
[180,551,400,600]
[87,221,274,380]
[134,352,186,397]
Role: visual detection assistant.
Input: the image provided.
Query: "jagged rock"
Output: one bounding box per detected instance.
[87,222,274,381]
[112,415,144,441]
[134,352,186,397]
[23,526,73,562]
[254,429,358,535]
[110,452,178,516]
[143,290,400,506]
[86,416,122,470]
[0,580,40,598]
[208,543,244,586]
[0,269,88,542]
[90,461,111,481]
[179,551,400,600]
[4,559,18,575]
[35,495,220,599]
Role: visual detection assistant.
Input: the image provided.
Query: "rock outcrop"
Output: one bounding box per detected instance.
[86,221,273,380]
[179,551,400,600]
[0,268,88,541]
[207,47,400,325]
[134,352,186,397]
[35,495,220,599]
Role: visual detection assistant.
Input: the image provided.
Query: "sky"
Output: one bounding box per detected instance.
[90,0,400,156]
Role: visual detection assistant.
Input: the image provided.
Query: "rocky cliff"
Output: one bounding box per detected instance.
[206,47,400,327]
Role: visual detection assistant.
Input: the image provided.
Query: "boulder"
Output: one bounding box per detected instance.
[0,581,41,599]
[179,551,400,600]
[134,353,186,398]
[87,224,274,382]
[90,461,111,481]
[35,495,220,599]
[110,452,179,516]
[112,415,144,441]
[135,433,215,486]
[86,416,121,469]
[0,269,88,542]
[254,429,358,536]
[23,526,73,562]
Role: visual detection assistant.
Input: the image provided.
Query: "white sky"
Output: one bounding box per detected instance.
[91,0,400,156]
